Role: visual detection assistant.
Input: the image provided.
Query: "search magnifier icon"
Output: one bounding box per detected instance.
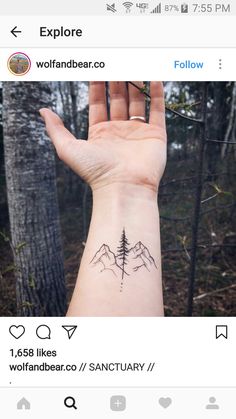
[64,396,77,410]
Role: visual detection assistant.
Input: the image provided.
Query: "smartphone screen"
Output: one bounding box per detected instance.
[0,1,235,417]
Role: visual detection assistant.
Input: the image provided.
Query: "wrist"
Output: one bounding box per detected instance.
[92,182,158,206]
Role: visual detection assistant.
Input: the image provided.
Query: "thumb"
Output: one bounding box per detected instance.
[39,108,86,168]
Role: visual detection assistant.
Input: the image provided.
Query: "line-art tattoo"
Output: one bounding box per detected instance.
[90,244,122,277]
[90,228,157,292]
[117,228,130,291]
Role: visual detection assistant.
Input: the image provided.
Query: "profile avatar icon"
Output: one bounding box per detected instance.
[205,397,220,409]
[7,52,31,76]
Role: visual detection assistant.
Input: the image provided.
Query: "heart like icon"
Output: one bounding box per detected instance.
[9,325,25,339]
[159,397,172,409]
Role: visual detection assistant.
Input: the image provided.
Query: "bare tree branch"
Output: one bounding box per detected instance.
[127,81,203,124]
[207,139,236,144]
[194,284,236,301]
[160,203,235,222]
[162,243,236,253]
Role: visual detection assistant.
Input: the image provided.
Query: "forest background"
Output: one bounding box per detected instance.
[0,81,235,316]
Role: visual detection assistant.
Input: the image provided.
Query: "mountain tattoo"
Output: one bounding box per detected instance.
[90,229,157,292]
[90,244,123,278]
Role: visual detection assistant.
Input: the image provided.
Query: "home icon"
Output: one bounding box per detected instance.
[17,397,31,410]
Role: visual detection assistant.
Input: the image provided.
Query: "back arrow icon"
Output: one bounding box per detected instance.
[11,26,22,38]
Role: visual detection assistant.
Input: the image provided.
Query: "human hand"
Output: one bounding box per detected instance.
[40,81,167,193]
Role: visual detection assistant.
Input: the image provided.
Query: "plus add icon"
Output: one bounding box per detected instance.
[110,395,126,411]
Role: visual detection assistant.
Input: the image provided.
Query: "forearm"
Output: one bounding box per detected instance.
[67,183,164,316]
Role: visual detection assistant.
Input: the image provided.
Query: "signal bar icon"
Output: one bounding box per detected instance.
[123,2,134,13]
[150,3,162,13]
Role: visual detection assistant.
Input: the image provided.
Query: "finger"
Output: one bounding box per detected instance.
[109,82,128,120]
[128,81,146,121]
[149,82,166,128]
[89,82,108,126]
[39,108,85,166]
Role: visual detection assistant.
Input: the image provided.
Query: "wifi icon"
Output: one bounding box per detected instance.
[123,2,134,12]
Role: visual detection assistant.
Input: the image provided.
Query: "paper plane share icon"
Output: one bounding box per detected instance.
[62,325,77,339]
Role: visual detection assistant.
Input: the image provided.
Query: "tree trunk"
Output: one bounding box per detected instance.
[206,83,226,180]
[3,82,66,316]
[187,82,208,316]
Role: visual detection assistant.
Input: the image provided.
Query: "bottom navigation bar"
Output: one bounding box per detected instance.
[1,387,235,418]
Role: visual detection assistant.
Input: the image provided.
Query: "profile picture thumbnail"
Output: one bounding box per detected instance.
[7,52,31,76]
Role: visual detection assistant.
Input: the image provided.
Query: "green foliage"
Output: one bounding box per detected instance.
[166,100,200,112]
[15,241,27,254]
[0,230,9,242]
[21,301,35,308]
[211,183,234,198]
[2,264,17,274]
[28,274,36,289]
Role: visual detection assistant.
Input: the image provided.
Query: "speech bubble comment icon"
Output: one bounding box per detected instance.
[36,324,51,340]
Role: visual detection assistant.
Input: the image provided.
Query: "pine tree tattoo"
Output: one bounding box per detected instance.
[116,228,130,291]
[90,228,157,292]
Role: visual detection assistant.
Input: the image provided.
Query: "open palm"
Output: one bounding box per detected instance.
[40,82,167,193]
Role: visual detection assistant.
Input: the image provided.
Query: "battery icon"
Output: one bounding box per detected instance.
[181,3,189,13]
